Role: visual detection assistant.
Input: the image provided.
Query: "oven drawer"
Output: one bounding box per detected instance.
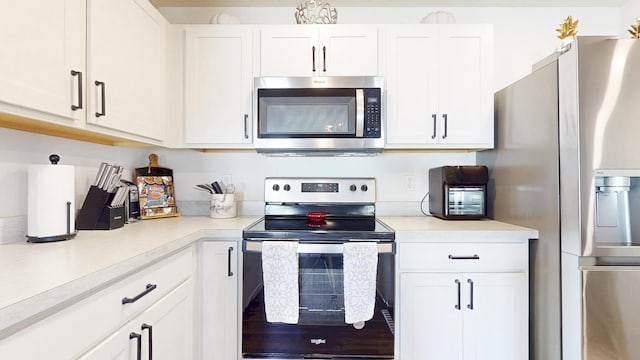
[398,242,527,272]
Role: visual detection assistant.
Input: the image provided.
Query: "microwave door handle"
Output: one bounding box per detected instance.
[355,89,364,137]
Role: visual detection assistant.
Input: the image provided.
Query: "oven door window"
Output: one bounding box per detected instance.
[299,253,345,325]
[258,89,356,138]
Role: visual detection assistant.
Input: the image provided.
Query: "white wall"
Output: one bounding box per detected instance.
[621,0,640,35]
[159,6,621,90]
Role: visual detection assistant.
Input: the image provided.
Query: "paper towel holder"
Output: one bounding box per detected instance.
[26,154,78,243]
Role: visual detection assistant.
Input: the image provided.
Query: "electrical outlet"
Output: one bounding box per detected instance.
[405,175,416,191]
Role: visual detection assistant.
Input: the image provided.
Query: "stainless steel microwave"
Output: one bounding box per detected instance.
[254,76,384,155]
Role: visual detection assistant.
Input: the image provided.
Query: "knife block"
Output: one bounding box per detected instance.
[76,186,125,230]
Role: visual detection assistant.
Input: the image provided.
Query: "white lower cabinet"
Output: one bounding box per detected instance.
[0,246,194,360]
[199,241,239,359]
[397,242,528,360]
[79,279,194,360]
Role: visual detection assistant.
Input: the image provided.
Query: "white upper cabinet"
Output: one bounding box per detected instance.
[384,24,494,149]
[86,0,167,141]
[183,26,253,146]
[0,0,85,123]
[258,25,378,77]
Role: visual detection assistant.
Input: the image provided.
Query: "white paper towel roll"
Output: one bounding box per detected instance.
[27,163,75,241]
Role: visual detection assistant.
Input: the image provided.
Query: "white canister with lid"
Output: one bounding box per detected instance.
[27,154,77,242]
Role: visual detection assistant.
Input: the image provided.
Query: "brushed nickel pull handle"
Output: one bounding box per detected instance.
[442,113,448,139]
[312,46,316,72]
[70,70,83,110]
[467,279,474,310]
[122,283,157,304]
[95,80,106,117]
[129,332,142,360]
[455,279,461,310]
[431,114,437,139]
[448,254,480,260]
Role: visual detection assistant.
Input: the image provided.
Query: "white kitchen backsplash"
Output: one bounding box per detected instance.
[0,127,476,242]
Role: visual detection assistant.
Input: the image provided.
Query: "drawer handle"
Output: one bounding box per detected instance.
[129,332,142,360]
[448,254,480,260]
[122,283,157,304]
[142,323,153,360]
[454,279,461,310]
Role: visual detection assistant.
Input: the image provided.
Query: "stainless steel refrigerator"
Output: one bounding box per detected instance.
[478,36,640,360]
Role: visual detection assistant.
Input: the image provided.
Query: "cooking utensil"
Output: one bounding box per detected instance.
[94,162,108,186]
[195,184,213,194]
[211,181,224,194]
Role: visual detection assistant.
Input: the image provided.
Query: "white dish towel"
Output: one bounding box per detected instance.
[262,241,299,324]
[343,242,378,325]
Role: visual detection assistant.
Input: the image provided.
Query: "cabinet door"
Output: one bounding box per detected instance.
[0,0,84,122]
[79,279,194,360]
[462,273,527,360]
[437,25,493,147]
[399,272,463,360]
[200,242,239,359]
[184,26,253,146]
[87,0,166,141]
[385,24,493,149]
[385,25,439,146]
[319,25,378,76]
[259,25,317,76]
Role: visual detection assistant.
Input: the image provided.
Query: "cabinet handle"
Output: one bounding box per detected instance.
[467,279,474,310]
[142,323,153,360]
[122,283,157,304]
[312,46,316,72]
[442,113,448,139]
[322,46,327,72]
[243,114,249,139]
[448,254,480,260]
[95,80,106,117]
[70,70,83,111]
[228,246,234,277]
[129,332,142,360]
[431,114,437,139]
[454,279,461,310]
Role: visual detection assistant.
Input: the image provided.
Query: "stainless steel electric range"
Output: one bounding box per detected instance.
[242,177,395,360]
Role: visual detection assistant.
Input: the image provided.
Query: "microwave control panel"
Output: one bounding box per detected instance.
[363,88,382,138]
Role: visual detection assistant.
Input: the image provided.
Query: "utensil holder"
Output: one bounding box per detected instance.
[210,193,237,219]
[76,186,126,230]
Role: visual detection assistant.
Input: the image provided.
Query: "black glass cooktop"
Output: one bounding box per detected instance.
[243,216,395,241]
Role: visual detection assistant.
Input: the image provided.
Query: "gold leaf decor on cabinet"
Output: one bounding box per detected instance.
[629,18,640,39]
[556,16,579,40]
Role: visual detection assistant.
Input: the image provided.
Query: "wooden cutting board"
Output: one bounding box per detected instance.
[135,154,179,219]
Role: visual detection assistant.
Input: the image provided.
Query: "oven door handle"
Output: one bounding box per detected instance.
[243,240,395,254]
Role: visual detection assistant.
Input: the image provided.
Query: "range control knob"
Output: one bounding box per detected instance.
[284,184,291,191]
[361,184,368,192]
[272,184,280,191]
[350,184,357,192]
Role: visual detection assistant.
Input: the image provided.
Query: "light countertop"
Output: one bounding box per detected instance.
[0,215,537,337]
